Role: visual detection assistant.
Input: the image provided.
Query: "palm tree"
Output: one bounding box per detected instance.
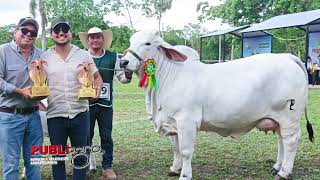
[30,0,48,51]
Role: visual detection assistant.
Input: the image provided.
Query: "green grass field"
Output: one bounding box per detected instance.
[0,76,320,180]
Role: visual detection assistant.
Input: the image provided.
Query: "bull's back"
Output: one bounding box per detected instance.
[171,54,307,134]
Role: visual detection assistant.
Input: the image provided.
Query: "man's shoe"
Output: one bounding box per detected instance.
[102,168,117,179]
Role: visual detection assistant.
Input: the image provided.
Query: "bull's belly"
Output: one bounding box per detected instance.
[199,119,258,138]
[199,117,280,138]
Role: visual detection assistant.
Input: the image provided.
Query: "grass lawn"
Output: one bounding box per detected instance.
[1,76,320,180]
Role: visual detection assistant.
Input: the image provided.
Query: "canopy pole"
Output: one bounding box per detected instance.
[200,37,203,61]
[231,37,235,60]
[241,33,244,58]
[222,34,226,62]
[219,35,222,63]
[305,26,309,68]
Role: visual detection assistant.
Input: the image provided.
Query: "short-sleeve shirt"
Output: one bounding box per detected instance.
[41,45,98,119]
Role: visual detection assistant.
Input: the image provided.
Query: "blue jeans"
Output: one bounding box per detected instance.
[47,111,89,180]
[89,105,113,169]
[0,111,43,180]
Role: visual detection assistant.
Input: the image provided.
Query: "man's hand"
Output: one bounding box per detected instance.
[124,70,133,79]
[14,86,34,99]
[89,85,100,101]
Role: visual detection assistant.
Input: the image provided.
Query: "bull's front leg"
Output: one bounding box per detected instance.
[168,135,182,176]
[175,111,198,180]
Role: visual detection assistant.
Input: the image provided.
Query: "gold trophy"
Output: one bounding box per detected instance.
[78,62,96,99]
[29,60,49,98]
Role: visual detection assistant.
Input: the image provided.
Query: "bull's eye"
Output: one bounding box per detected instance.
[145,42,151,46]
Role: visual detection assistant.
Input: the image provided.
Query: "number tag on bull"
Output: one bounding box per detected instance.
[100,83,110,100]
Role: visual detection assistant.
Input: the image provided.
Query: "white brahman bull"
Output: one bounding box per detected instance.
[120,30,314,180]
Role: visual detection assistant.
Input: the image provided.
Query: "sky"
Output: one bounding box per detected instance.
[0,0,229,31]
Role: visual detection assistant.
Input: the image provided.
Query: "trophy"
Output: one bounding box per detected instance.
[29,60,49,98]
[78,62,96,100]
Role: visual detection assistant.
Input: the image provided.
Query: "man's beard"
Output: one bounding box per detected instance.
[91,47,103,51]
[55,39,71,47]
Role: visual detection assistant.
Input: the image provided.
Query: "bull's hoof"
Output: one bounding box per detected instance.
[274,174,292,180]
[271,168,279,176]
[274,174,293,180]
[168,171,180,176]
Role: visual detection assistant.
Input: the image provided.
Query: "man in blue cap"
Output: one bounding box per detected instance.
[0,17,43,180]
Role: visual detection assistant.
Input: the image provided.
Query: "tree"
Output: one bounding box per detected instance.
[162,27,185,46]
[183,23,206,52]
[197,0,320,27]
[109,26,132,53]
[100,0,140,33]
[44,0,108,48]
[141,0,173,33]
[197,0,320,58]
[0,24,14,44]
[30,0,48,51]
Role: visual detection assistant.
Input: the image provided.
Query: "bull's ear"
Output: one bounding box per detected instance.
[159,46,187,62]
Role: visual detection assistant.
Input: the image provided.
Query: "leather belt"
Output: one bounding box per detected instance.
[0,106,39,115]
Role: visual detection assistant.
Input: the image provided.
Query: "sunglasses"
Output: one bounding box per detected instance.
[19,27,38,37]
[52,25,70,34]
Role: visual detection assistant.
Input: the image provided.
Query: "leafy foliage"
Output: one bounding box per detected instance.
[162,27,185,46]
[29,0,38,18]
[198,0,320,59]
[0,24,14,44]
[109,26,133,53]
[100,0,140,32]
[182,23,206,52]
[44,0,108,48]
[35,37,55,49]
[198,0,320,27]
[140,0,173,32]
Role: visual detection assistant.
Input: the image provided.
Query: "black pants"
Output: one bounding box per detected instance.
[89,105,113,169]
[311,70,320,85]
[47,111,89,180]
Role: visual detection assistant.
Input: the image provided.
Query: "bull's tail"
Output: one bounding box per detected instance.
[305,107,314,142]
[288,54,308,83]
[288,54,314,142]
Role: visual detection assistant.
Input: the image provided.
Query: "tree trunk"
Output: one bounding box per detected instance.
[158,13,162,38]
[39,0,47,51]
[124,0,134,34]
[41,28,47,51]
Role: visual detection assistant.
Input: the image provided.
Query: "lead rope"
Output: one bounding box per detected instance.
[98,67,131,72]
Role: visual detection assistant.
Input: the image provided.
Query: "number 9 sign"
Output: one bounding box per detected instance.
[99,83,110,100]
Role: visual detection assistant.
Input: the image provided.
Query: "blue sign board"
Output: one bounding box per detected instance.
[308,32,320,61]
[243,35,272,57]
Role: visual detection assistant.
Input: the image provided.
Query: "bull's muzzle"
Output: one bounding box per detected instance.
[120,60,129,68]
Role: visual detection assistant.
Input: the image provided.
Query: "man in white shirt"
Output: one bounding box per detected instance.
[41,16,103,180]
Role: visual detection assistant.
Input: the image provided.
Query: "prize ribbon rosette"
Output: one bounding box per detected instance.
[139,59,157,89]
